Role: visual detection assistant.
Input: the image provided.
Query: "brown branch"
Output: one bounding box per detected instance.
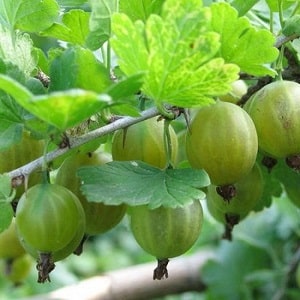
[22,250,214,300]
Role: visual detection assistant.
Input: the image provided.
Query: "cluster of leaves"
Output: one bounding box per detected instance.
[0,0,278,136]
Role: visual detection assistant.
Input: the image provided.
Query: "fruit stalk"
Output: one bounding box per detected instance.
[163,119,174,169]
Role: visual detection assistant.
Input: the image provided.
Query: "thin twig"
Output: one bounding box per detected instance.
[8,107,160,183]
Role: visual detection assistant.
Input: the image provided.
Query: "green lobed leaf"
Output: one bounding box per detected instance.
[0,0,59,32]
[105,73,145,116]
[32,48,49,75]
[0,202,14,233]
[282,15,300,36]
[106,73,144,100]
[77,160,209,209]
[119,0,165,22]
[49,46,111,93]
[0,74,33,104]
[210,2,279,77]
[0,29,37,78]
[40,9,90,47]
[0,122,23,151]
[111,0,240,108]
[0,68,49,144]
[14,0,59,32]
[265,0,296,12]
[230,0,259,16]
[0,174,14,202]
[111,14,149,75]
[0,97,25,151]
[20,90,112,130]
[88,0,118,49]
[0,58,26,84]
[0,74,112,130]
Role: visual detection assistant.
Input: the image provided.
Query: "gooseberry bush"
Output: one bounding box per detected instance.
[0,0,299,299]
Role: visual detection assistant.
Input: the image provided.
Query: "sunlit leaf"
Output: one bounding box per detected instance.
[119,0,164,22]
[111,14,148,75]
[210,2,279,76]
[0,0,59,32]
[22,90,111,130]
[0,74,111,130]
[49,46,111,93]
[15,0,59,32]
[111,0,239,108]
[0,29,37,78]
[41,9,90,47]
[88,0,118,49]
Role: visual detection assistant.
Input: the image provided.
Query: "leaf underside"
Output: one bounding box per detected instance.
[78,160,209,209]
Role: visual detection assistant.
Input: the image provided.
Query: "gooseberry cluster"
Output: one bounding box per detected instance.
[112,117,204,279]
[186,80,300,239]
[0,219,32,285]
[0,132,127,283]
[1,80,300,284]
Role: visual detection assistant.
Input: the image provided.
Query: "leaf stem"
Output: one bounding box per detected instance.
[100,46,106,66]
[278,0,284,28]
[106,41,111,71]
[275,46,285,80]
[163,119,173,169]
[41,139,51,184]
[269,10,274,33]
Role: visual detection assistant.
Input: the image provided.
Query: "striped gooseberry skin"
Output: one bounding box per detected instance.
[19,215,85,262]
[55,152,126,236]
[130,200,203,259]
[245,80,300,158]
[0,219,26,259]
[0,131,44,198]
[186,101,258,186]
[16,184,85,253]
[112,117,178,169]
